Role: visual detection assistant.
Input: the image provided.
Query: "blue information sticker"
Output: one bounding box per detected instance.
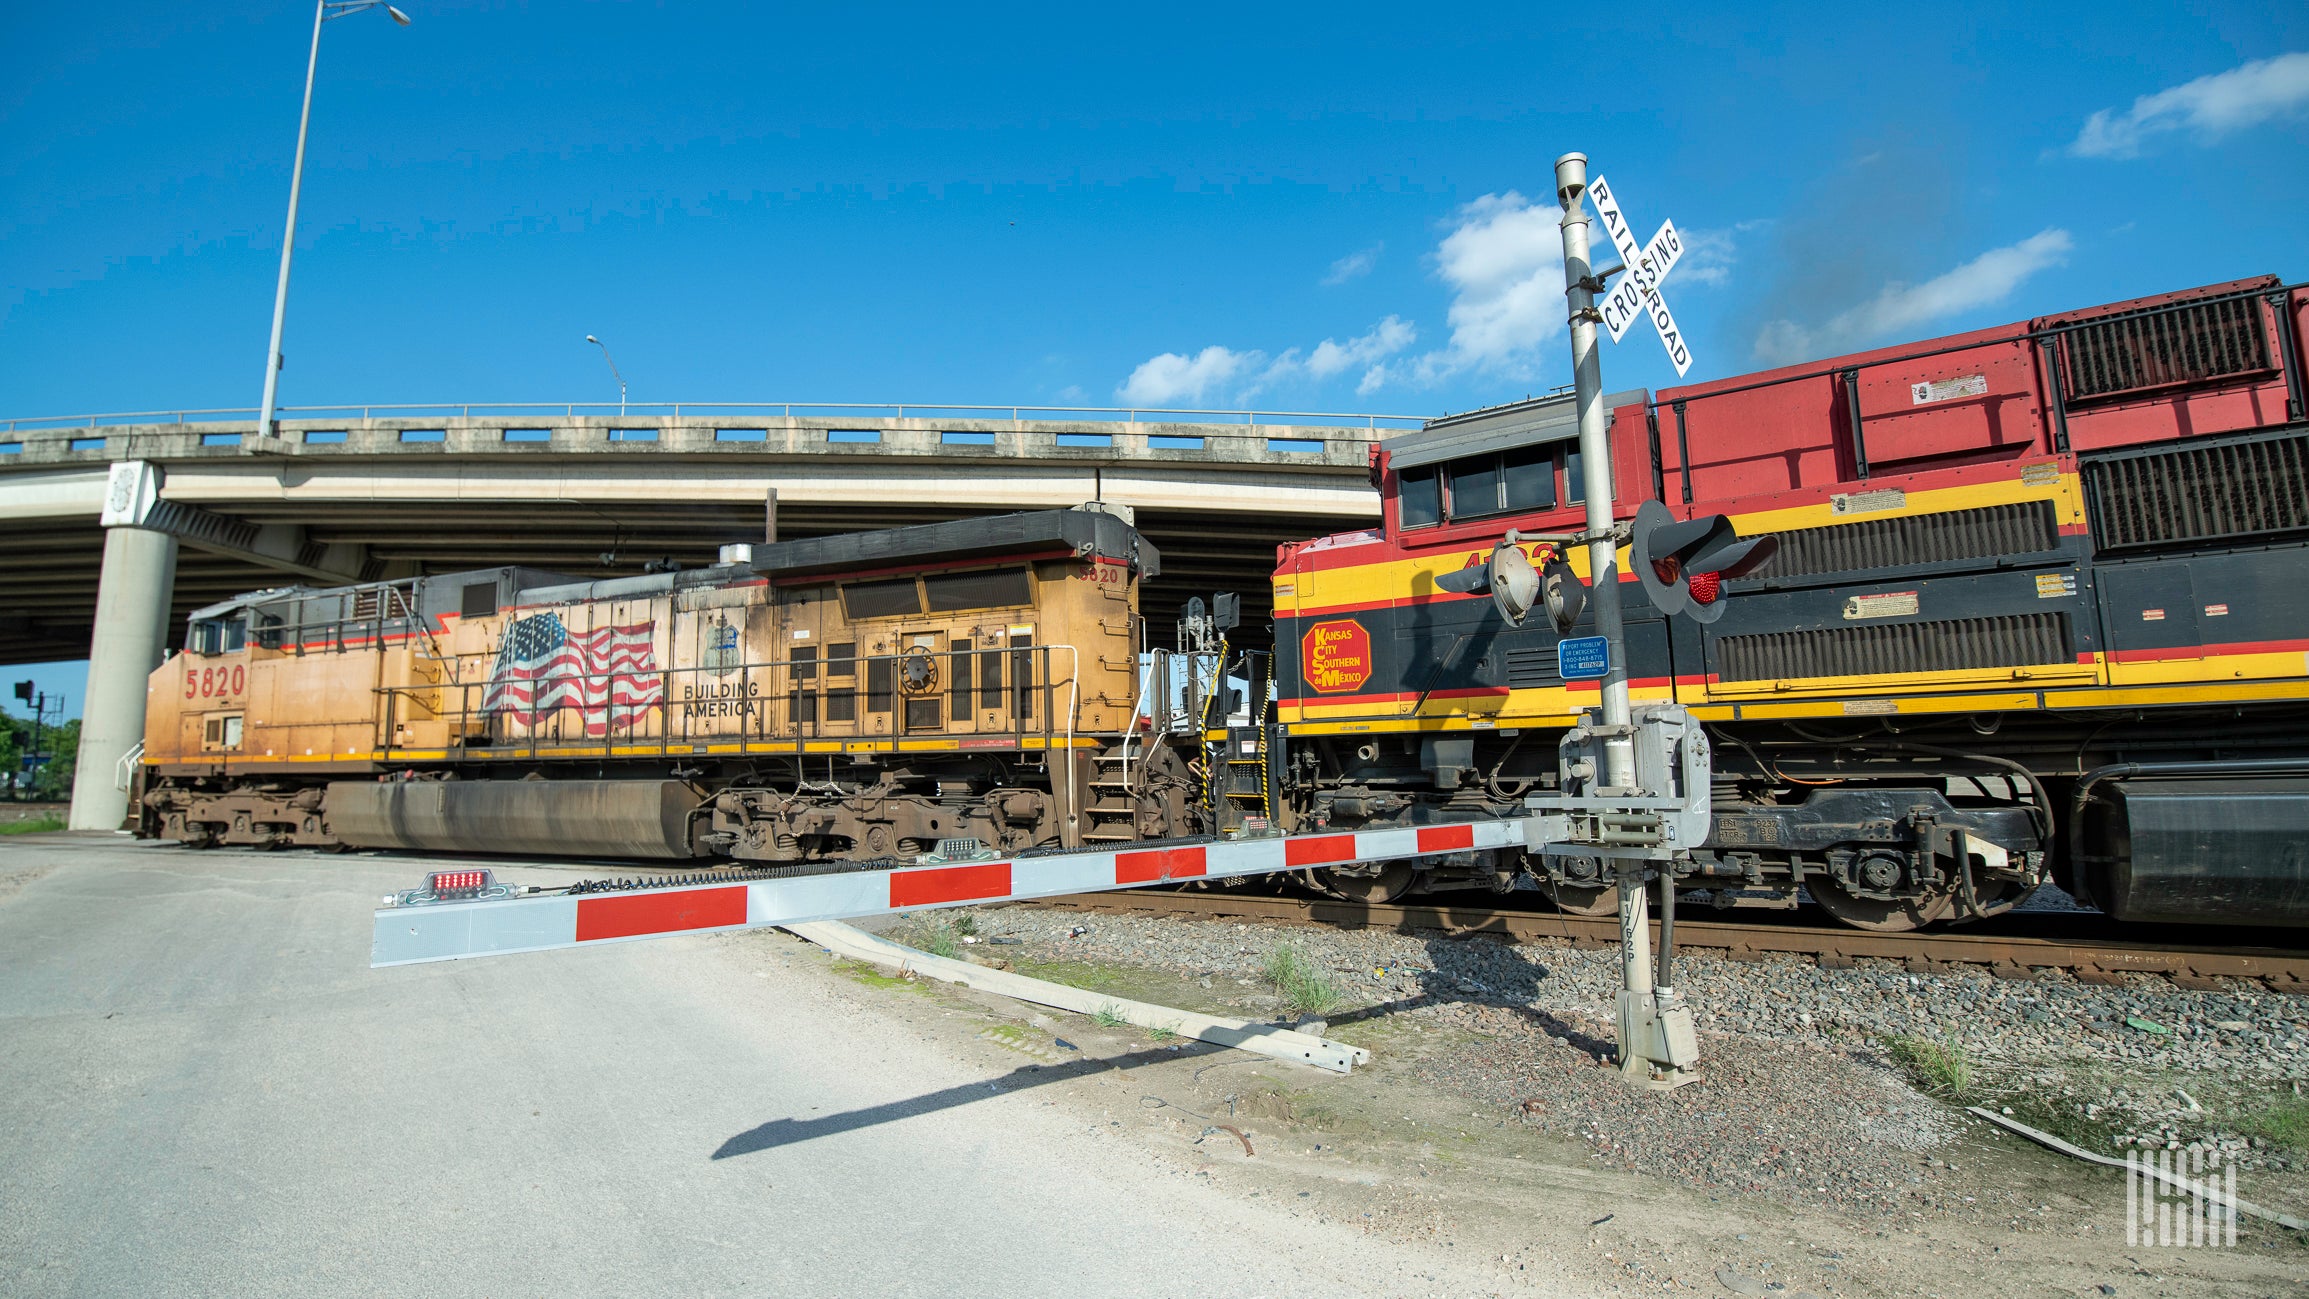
[1556,635,1611,681]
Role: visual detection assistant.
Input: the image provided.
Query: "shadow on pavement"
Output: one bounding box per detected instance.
[711,1040,1229,1160]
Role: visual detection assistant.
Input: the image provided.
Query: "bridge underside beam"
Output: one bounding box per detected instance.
[0,499,1363,667]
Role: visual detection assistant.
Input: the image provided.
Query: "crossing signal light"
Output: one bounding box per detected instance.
[1435,531,1589,633]
[1631,500,1777,624]
[1435,533,1540,627]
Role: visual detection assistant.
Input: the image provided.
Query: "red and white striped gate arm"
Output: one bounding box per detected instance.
[371,818,1532,967]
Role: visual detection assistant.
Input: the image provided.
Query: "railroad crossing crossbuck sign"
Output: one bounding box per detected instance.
[1588,176,1692,377]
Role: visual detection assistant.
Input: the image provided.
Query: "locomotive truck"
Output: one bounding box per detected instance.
[140,273,2309,931]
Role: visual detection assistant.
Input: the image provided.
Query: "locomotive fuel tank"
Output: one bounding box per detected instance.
[326,779,705,860]
[2080,776,2309,927]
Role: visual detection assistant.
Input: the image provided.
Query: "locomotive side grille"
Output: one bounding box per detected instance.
[2059,294,2272,402]
[1714,613,2070,682]
[2085,428,2309,550]
[1504,646,1557,688]
[1762,501,2058,580]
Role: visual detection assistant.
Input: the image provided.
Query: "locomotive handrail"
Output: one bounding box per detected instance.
[1644,277,2305,497]
[1644,278,2301,408]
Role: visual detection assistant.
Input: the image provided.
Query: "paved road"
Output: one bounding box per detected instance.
[0,837,1529,1298]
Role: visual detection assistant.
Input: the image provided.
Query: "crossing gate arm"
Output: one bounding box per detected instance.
[370,818,1533,968]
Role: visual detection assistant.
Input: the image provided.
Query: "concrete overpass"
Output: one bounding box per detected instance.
[0,402,1415,827]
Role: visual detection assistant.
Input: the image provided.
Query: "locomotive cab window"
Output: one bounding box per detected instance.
[1396,441,1570,529]
[1398,467,1442,528]
[1447,443,1559,520]
[191,619,247,655]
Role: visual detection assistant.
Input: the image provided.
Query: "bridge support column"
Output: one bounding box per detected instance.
[70,467,180,831]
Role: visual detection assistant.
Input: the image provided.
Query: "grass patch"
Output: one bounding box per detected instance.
[1885,1032,1975,1099]
[1263,942,1340,1017]
[1091,1003,1130,1029]
[829,959,926,993]
[1147,1022,1181,1044]
[0,817,65,835]
[2239,1096,2309,1153]
[1991,1091,2123,1151]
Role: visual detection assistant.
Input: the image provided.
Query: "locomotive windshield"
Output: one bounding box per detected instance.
[189,618,247,655]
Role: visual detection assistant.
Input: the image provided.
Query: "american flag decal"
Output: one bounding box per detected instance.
[482,614,664,737]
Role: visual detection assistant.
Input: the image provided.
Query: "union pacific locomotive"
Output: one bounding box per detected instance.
[141,274,2309,930]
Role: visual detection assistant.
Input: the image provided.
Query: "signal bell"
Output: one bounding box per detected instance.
[1631,500,1778,624]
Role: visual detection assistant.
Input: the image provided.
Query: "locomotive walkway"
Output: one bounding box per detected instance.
[0,401,1416,828]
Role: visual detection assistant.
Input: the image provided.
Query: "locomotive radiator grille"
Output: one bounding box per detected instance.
[1760,500,2059,581]
[2084,427,2309,551]
[2058,293,2272,402]
[1713,612,2071,682]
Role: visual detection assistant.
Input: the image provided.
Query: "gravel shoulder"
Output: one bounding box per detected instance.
[802,897,2309,1298]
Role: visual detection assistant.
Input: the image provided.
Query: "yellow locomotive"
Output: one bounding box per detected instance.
[140,506,1202,862]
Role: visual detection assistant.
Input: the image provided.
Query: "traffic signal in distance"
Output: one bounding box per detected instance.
[1631,500,1778,624]
[12,681,29,704]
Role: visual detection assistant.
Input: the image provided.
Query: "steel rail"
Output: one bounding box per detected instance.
[1020,891,2309,991]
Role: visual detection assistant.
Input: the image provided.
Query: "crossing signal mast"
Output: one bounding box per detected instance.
[1449,155,1777,1087]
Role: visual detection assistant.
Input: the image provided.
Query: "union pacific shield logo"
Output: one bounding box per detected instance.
[1301,619,1373,694]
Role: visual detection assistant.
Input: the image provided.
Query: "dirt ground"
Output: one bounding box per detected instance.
[732,920,2309,1299]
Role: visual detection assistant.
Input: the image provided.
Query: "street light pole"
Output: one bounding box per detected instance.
[254,1,410,440]
[586,335,628,419]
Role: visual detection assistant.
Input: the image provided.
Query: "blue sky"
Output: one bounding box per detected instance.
[4,0,2307,714]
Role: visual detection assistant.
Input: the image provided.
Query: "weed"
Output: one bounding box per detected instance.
[0,817,65,836]
[2239,1096,2309,1152]
[951,913,979,938]
[1885,1032,1975,1099]
[1263,942,1340,1017]
[1992,1091,2121,1151]
[1091,1003,1130,1029]
[917,923,960,960]
[1147,1022,1182,1044]
[829,959,924,993]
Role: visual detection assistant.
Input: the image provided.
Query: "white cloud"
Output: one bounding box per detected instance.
[1675,224,1750,287]
[1322,243,1382,285]
[1752,228,2073,366]
[1116,345,1264,406]
[2070,52,2309,158]
[1302,316,1415,379]
[1375,191,1568,387]
[1115,316,1417,407]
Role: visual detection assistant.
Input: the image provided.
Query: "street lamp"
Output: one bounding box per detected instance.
[254,1,412,441]
[586,335,628,419]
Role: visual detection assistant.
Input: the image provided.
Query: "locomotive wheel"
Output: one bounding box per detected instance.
[1324,861,1417,904]
[1807,875,1954,932]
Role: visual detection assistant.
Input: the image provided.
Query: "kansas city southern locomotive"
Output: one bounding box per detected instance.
[140,274,2309,931]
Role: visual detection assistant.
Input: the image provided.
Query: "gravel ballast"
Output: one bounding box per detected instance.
[951,898,2309,1220]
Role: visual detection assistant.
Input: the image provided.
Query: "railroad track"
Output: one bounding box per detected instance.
[1020,891,2309,994]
